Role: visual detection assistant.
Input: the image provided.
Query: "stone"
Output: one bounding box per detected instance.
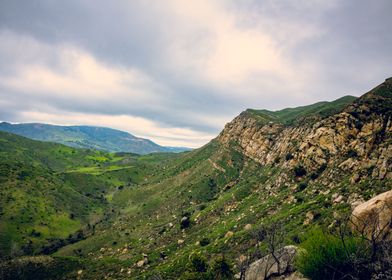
[303,211,314,225]
[177,239,185,245]
[333,194,344,204]
[244,224,252,231]
[225,231,234,238]
[270,271,309,280]
[136,260,145,267]
[351,190,392,240]
[245,245,299,280]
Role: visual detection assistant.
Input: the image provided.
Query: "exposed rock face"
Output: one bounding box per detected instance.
[245,245,298,280]
[351,190,392,240]
[218,79,392,182]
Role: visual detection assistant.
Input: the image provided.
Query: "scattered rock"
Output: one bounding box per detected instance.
[136,260,145,267]
[245,245,299,280]
[177,239,185,245]
[225,231,234,238]
[303,211,314,225]
[244,224,252,231]
[332,194,344,204]
[351,190,392,240]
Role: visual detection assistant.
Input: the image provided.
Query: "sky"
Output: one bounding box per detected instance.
[0,0,391,148]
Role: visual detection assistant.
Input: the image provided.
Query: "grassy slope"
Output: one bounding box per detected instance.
[1,91,390,279]
[53,140,390,279]
[0,131,179,259]
[0,123,188,154]
[246,95,357,125]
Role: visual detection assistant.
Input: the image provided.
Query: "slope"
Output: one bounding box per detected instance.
[1,78,391,279]
[0,123,190,154]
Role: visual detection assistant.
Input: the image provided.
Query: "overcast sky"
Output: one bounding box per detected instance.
[0,0,391,147]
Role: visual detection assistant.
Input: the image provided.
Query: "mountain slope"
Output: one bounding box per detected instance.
[0,78,391,279]
[0,123,190,154]
[0,131,180,259]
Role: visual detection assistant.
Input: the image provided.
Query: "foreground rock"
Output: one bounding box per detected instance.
[351,190,392,240]
[245,245,303,280]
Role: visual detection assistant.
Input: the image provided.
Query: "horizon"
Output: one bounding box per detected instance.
[0,92,363,149]
[0,1,391,147]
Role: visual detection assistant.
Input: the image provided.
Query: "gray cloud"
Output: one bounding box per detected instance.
[0,0,391,147]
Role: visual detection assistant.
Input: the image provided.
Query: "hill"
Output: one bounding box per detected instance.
[0,123,191,154]
[0,78,391,279]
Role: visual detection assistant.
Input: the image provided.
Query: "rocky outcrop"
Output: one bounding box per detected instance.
[245,245,299,280]
[351,190,392,240]
[218,79,392,181]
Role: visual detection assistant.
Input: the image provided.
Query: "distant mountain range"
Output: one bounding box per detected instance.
[0,122,191,154]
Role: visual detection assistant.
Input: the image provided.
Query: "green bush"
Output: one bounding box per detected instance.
[210,255,233,280]
[188,254,208,273]
[293,165,307,177]
[296,228,370,280]
[285,153,294,161]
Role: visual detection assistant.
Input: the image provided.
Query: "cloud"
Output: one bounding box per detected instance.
[0,0,391,147]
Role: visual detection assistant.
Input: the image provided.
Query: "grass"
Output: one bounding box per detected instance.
[0,84,390,279]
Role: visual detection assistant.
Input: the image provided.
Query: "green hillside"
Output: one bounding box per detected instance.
[0,81,391,279]
[246,95,357,125]
[0,123,190,154]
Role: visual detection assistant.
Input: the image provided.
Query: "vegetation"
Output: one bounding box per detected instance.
[0,123,190,154]
[0,83,391,279]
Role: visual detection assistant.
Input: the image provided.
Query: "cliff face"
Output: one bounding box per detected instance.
[218,79,392,183]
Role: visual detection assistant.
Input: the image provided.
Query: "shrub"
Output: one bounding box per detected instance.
[297,182,308,192]
[293,165,307,177]
[285,153,294,161]
[200,238,210,247]
[296,228,370,280]
[188,254,208,273]
[210,255,233,280]
[346,149,358,158]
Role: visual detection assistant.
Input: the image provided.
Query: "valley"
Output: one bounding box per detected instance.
[0,78,391,279]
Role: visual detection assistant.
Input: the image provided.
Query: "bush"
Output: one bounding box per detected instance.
[188,254,208,273]
[200,238,210,247]
[297,182,308,192]
[296,228,370,280]
[293,165,307,177]
[210,255,233,280]
[285,153,294,161]
[346,149,358,158]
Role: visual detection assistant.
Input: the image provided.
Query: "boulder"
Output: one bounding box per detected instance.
[351,190,392,240]
[245,245,298,280]
[270,271,308,280]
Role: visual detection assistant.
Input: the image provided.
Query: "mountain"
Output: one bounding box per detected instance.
[0,123,191,154]
[0,78,391,279]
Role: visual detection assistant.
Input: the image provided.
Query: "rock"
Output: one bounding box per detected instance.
[244,224,252,231]
[350,173,360,184]
[177,239,185,245]
[270,271,309,280]
[136,260,145,267]
[245,245,299,280]
[332,194,344,204]
[351,190,392,240]
[303,211,314,225]
[225,231,234,238]
[77,270,83,275]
